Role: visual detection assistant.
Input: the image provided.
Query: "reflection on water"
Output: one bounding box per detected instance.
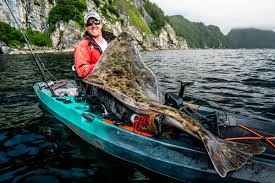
[0,50,274,182]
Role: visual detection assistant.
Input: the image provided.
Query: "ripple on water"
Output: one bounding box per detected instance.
[0,50,274,182]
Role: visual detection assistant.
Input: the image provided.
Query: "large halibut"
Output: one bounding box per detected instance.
[84,32,265,177]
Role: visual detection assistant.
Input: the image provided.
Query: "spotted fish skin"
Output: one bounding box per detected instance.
[84,32,265,177]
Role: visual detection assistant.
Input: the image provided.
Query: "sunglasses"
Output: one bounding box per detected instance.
[86,20,101,26]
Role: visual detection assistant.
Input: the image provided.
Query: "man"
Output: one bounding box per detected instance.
[74,11,115,79]
[74,11,161,135]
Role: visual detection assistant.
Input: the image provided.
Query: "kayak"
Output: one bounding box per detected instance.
[34,80,275,183]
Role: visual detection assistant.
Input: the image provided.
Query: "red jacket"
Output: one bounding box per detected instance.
[74,31,115,79]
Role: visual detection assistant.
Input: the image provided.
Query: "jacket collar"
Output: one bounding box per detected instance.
[83,31,116,54]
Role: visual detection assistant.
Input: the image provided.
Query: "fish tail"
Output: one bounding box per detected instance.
[199,131,265,177]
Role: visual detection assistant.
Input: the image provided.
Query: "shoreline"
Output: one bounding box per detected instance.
[0,46,75,55]
[17,48,75,54]
[2,47,273,56]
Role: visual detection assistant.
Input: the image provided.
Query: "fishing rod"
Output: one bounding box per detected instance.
[3,0,57,97]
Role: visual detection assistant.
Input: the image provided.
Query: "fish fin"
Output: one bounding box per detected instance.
[199,131,265,177]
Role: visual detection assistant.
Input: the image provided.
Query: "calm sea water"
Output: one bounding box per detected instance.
[0,49,274,182]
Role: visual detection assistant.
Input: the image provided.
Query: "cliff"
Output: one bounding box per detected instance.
[0,0,188,54]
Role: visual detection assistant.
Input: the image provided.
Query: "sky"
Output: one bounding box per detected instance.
[150,0,275,35]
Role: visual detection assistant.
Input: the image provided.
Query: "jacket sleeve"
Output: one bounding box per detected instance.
[74,43,95,79]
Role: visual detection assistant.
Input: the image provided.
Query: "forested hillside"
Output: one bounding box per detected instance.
[167,15,228,48]
[142,0,166,34]
[227,28,275,48]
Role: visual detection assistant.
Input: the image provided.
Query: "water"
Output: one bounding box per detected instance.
[143,49,275,120]
[0,49,274,182]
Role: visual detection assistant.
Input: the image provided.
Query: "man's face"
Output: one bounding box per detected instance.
[85,17,103,38]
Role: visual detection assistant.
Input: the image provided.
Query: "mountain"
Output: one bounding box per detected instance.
[227,28,275,48]
[166,15,228,48]
[2,0,273,53]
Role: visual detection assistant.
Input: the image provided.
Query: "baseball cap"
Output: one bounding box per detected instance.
[84,11,101,24]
